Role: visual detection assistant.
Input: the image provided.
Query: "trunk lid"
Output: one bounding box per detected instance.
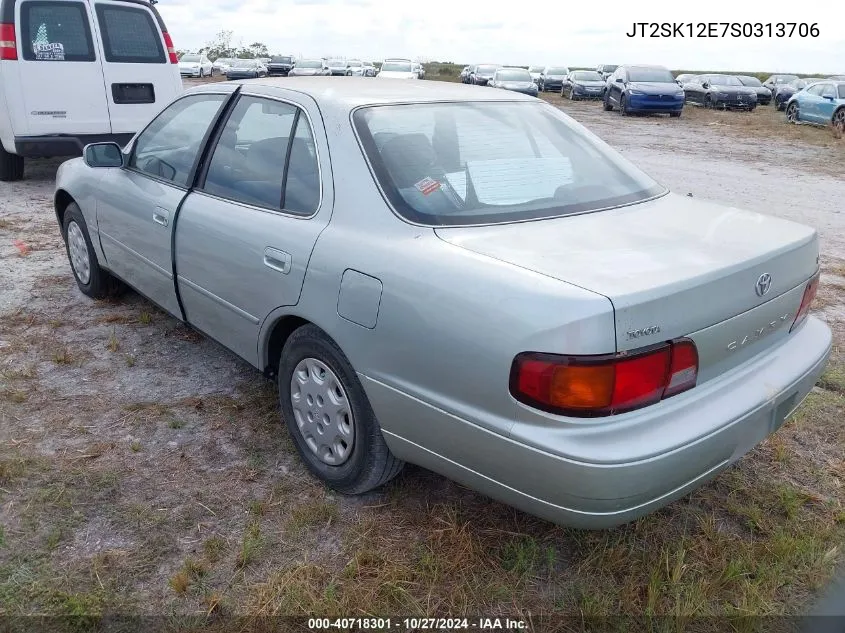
[435,193,818,380]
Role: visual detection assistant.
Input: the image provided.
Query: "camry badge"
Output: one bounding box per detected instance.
[755,273,772,297]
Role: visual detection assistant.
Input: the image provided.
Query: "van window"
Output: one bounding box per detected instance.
[95,3,165,64]
[20,1,95,62]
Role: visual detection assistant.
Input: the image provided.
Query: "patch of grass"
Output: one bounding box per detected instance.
[106,328,119,353]
[169,570,190,595]
[51,346,73,365]
[0,524,5,547]
[287,500,339,536]
[203,536,226,564]
[125,353,136,367]
[236,520,264,569]
[818,367,845,394]
[499,535,540,577]
[1,363,37,380]
[138,311,153,325]
[129,440,141,453]
[778,485,811,520]
[1,388,29,403]
[167,418,184,430]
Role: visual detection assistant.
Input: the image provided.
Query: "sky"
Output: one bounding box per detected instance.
[158,0,845,74]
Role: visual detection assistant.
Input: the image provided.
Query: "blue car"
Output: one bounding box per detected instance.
[603,65,685,117]
[785,80,845,130]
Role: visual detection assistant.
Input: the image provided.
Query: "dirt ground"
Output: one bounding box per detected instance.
[1,80,844,629]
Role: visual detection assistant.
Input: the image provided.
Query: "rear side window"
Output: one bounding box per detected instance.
[95,4,165,63]
[202,96,321,215]
[20,1,95,62]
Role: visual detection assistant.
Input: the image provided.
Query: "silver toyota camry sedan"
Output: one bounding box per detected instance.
[54,78,832,529]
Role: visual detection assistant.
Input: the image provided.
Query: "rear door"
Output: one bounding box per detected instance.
[91,0,181,135]
[14,0,110,135]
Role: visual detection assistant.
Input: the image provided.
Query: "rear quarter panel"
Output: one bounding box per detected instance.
[274,103,616,440]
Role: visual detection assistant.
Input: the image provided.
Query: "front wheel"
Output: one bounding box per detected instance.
[603,96,613,111]
[62,202,125,299]
[786,102,800,123]
[619,94,629,115]
[278,325,404,494]
[670,111,681,118]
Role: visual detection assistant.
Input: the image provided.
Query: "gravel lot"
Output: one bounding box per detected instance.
[1,79,844,625]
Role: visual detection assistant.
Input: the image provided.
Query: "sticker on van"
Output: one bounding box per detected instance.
[33,42,65,61]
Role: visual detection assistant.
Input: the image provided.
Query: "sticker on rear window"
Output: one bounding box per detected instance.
[33,42,65,61]
[414,177,441,196]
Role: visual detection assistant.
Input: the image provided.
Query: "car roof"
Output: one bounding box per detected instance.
[187,77,535,110]
[622,64,669,70]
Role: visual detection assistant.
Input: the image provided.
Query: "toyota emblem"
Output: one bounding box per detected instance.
[755,273,772,297]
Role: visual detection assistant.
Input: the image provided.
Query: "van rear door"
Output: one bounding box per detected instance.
[12,0,111,136]
[90,0,182,135]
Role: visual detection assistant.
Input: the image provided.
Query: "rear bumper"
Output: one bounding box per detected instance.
[14,133,135,158]
[369,316,832,529]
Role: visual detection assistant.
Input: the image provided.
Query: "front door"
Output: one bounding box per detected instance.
[96,92,229,317]
[175,92,331,365]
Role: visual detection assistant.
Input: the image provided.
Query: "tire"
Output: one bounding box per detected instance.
[704,96,713,109]
[619,94,629,116]
[0,144,24,182]
[568,88,576,100]
[670,111,681,118]
[603,96,613,111]
[209,67,215,77]
[786,102,799,124]
[62,202,125,299]
[278,324,404,495]
[833,108,845,133]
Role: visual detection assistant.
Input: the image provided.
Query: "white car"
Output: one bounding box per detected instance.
[212,58,236,75]
[528,65,545,85]
[0,0,183,181]
[179,53,213,78]
[345,60,365,76]
[377,60,418,79]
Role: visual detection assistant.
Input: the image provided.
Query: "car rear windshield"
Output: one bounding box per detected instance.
[496,70,530,81]
[95,3,165,63]
[546,67,568,75]
[628,68,675,82]
[353,101,664,227]
[382,62,412,72]
[738,76,762,87]
[297,60,322,68]
[572,71,602,81]
[21,1,95,62]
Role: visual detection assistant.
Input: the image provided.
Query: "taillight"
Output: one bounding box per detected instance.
[0,23,17,61]
[510,338,699,417]
[790,272,820,333]
[162,31,178,64]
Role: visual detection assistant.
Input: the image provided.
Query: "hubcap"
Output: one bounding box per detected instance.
[290,358,355,466]
[67,221,90,285]
[788,105,797,122]
[834,110,844,128]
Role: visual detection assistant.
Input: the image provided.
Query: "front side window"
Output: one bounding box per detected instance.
[806,84,826,96]
[129,94,226,187]
[821,84,836,98]
[354,101,664,226]
[202,96,320,215]
[20,1,94,62]
[95,4,165,63]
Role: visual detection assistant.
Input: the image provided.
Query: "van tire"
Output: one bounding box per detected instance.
[0,145,24,182]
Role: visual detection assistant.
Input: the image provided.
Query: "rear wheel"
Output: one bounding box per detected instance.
[833,108,845,133]
[0,144,24,182]
[786,102,800,123]
[278,325,404,494]
[704,95,713,109]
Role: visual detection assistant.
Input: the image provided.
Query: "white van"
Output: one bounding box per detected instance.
[0,0,183,181]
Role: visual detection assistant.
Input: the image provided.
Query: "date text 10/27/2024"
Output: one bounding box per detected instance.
[308,618,528,631]
[626,22,819,38]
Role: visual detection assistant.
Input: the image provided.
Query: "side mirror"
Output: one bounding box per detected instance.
[83,142,123,168]
[615,77,624,83]
[824,95,835,101]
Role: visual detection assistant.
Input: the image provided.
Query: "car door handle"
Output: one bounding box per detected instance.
[152,208,169,227]
[263,247,291,274]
